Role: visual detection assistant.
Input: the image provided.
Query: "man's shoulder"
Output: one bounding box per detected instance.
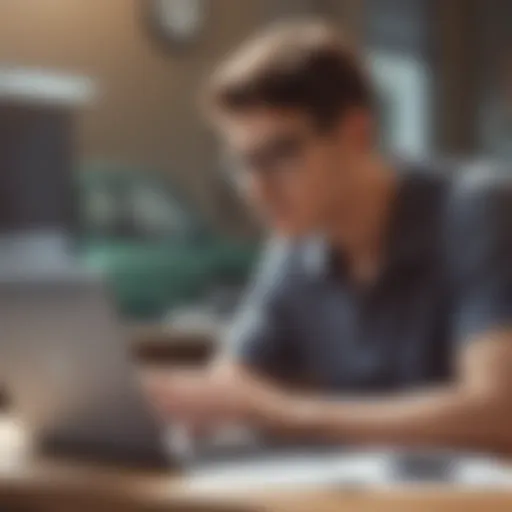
[451,161,512,200]
[445,161,512,225]
[437,162,512,266]
[403,158,512,215]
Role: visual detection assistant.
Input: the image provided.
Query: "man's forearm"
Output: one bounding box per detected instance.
[211,353,512,452]
[275,387,512,452]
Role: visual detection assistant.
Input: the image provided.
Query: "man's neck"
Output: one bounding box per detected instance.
[329,156,398,285]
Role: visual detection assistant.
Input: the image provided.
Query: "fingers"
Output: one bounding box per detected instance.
[140,370,218,428]
[139,368,261,432]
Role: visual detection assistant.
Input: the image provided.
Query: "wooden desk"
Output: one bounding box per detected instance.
[0,417,512,512]
[0,415,243,512]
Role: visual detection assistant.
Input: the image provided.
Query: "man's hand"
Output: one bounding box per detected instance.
[141,366,290,432]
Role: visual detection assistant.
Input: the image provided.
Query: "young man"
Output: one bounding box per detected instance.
[147,21,512,453]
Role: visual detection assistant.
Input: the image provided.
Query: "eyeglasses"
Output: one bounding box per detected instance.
[223,130,312,186]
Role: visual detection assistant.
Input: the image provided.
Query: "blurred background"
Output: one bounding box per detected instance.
[0,0,510,337]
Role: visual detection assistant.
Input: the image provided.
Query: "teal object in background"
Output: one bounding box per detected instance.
[76,162,259,320]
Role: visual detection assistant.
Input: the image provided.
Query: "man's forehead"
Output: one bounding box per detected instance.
[218,108,309,148]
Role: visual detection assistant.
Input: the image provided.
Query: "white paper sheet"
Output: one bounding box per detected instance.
[185,451,512,492]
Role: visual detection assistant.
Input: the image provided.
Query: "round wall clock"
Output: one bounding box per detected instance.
[145,0,208,50]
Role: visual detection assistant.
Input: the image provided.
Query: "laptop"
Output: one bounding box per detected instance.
[0,268,175,467]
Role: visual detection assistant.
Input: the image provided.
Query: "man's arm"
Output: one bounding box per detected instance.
[146,330,512,453]
[259,330,512,452]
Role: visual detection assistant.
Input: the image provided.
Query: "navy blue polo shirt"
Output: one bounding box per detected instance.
[227,165,512,393]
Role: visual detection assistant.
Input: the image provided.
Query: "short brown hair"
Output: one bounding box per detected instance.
[205,20,372,130]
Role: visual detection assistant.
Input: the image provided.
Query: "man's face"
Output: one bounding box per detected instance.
[217,107,370,237]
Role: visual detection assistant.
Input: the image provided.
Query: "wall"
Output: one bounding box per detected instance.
[362,0,483,157]
[0,0,273,231]
[474,0,512,157]
[434,0,480,155]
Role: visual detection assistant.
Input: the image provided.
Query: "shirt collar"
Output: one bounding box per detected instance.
[302,172,436,281]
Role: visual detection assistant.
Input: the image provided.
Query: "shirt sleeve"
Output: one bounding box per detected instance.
[223,237,297,380]
[447,175,512,343]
